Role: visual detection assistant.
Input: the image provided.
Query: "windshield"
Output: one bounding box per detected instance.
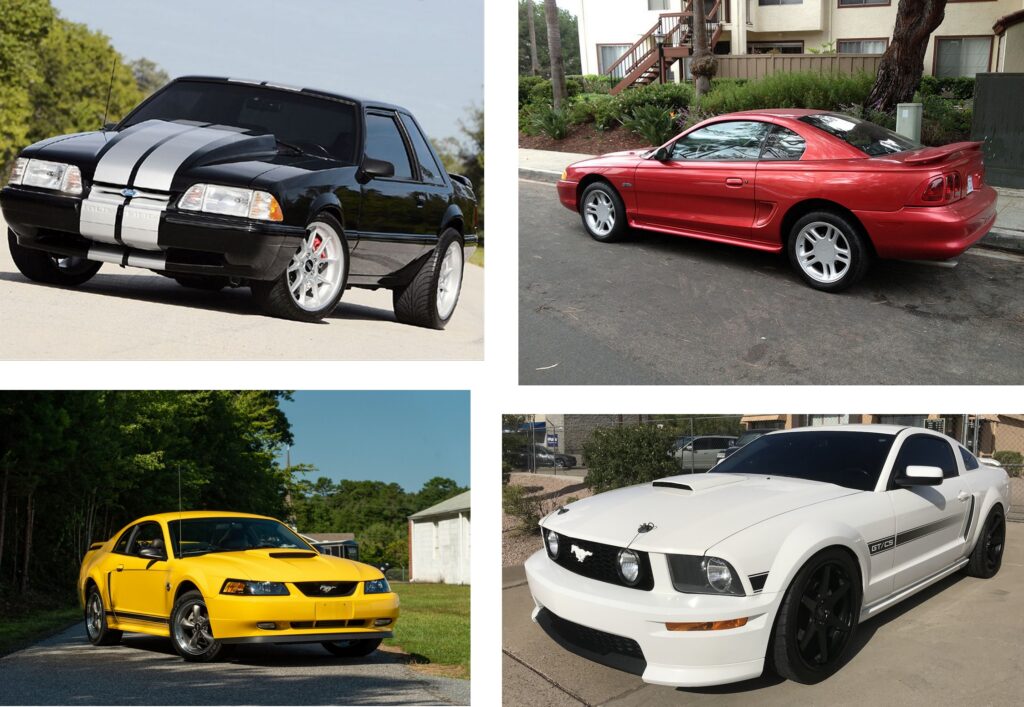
[799,113,920,157]
[713,431,896,491]
[736,431,764,446]
[167,517,313,558]
[121,80,359,163]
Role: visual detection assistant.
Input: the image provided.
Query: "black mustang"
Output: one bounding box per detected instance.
[1,76,477,325]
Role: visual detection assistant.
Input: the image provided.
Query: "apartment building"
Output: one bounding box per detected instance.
[577,0,1024,81]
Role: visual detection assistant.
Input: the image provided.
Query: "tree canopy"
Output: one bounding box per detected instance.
[518,0,581,77]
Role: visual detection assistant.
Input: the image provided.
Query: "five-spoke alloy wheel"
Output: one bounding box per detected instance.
[787,211,870,292]
[967,508,1006,578]
[170,590,232,662]
[84,585,122,646]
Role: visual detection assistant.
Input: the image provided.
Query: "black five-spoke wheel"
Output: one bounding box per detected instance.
[967,507,1005,578]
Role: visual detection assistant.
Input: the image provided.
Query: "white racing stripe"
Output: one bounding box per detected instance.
[131,127,250,192]
[91,121,195,185]
[79,188,124,244]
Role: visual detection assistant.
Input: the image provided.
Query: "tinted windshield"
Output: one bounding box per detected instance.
[167,517,313,558]
[799,113,920,157]
[713,431,896,491]
[121,81,358,163]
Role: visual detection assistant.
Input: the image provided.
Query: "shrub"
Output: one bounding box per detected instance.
[526,76,584,106]
[529,104,571,140]
[919,75,975,100]
[582,424,679,493]
[622,104,678,145]
[503,483,558,533]
[567,93,615,127]
[993,451,1024,477]
[616,82,694,116]
[572,74,615,94]
[697,72,874,115]
[519,75,547,108]
[917,94,973,146]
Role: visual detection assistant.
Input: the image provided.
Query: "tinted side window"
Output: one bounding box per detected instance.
[760,126,806,160]
[693,438,713,451]
[960,446,980,471]
[400,114,444,185]
[893,435,958,479]
[670,121,770,161]
[113,526,135,554]
[128,522,165,556]
[364,114,413,179]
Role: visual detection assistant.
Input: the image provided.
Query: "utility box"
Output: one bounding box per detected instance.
[896,103,922,143]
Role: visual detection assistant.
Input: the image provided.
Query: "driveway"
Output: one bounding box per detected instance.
[0,214,482,360]
[502,522,1023,707]
[519,179,1024,384]
[0,624,469,705]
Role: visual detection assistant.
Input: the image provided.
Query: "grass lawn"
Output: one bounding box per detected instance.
[468,244,484,267]
[0,605,80,655]
[385,582,470,678]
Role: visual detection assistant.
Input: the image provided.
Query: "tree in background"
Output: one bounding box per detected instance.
[129,57,170,95]
[582,423,679,493]
[518,0,580,76]
[690,0,717,98]
[867,0,948,111]
[525,0,540,76]
[544,0,567,110]
[434,105,484,238]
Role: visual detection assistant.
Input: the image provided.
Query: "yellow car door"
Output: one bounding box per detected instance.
[109,521,172,622]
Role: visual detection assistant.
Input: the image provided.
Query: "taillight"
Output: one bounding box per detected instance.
[921,176,945,202]
[945,172,962,201]
[913,171,964,206]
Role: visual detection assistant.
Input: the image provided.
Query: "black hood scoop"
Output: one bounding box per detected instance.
[269,551,318,559]
[652,480,693,491]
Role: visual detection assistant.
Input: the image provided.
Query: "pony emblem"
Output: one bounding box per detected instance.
[570,544,593,563]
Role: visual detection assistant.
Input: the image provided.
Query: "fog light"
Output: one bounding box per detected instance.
[373,618,393,627]
[665,617,748,631]
[256,622,277,630]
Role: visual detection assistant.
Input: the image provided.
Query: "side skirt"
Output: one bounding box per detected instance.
[859,557,969,622]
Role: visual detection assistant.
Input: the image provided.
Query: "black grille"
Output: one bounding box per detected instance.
[548,531,654,591]
[293,581,358,597]
[290,619,367,629]
[536,608,646,676]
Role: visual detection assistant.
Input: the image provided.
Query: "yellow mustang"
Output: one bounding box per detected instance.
[78,511,399,661]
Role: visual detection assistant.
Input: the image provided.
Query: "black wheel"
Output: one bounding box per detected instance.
[84,585,122,646]
[966,507,1005,578]
[392,227,464,329]
[173,275,228,291]
[579,182,627,243]
[771,548,861,684]
[786,211,870,292]
[321,638,382,657]
[251,213,349,322]
[170,590,233,662]
[8,229,101,286]
[554,459,566,468]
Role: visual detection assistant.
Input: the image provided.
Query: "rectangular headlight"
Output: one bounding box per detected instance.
[179,184,283,221]
[220,579,289,595]
[16,159,83,194]
[363,578,391,594]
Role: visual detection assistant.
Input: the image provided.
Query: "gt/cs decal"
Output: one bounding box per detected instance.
[869,536,895,555]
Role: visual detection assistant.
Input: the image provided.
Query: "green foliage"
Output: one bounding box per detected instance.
[582,424,679,493]
[528,75,584,106]
[0,605,80,654]
[518,0,581,76]
[519,75,547,108]
[918,75,975,100]
[615,82,694,116]
[575,74,615,94]
[622,104,678,145]
[529,105,571,140]
[696,72,875,115]
[502,484,545,533]
[566,93,616,129]
[916,94,973,146]
[129,57,169,95]
[383,583,470,676]
[993,451,1023,477]
[432,105,484,240]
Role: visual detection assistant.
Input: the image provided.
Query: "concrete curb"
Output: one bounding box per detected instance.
[519,168,561,184]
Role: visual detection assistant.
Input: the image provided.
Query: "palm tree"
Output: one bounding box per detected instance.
[544,0,566,110]
[526,1,540,76]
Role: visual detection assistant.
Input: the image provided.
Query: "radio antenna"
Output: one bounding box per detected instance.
[101,56,117,131]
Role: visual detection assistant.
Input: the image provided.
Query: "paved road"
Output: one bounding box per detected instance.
[0,624,468,705]
[503,523,1024,707]
[0,214,482,360]
[519,179,1024,384]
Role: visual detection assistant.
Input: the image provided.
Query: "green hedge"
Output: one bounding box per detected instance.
[695,72,876,114]
[582,424,679,493]
[918,75,975,100]
[519,74,615,108]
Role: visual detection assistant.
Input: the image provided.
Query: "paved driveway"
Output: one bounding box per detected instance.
[0,624,468,705]
[519,179,1024,384]
[503,522,1024,707]
[0,214,482,360]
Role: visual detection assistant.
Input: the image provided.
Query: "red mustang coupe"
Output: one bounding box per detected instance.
[556,109,997,291]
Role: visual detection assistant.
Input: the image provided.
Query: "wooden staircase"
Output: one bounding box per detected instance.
[605,2,724,95]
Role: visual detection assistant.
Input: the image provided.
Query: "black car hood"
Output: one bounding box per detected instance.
[22,119,337,192]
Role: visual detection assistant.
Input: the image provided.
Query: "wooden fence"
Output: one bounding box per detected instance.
[713,54,883,80]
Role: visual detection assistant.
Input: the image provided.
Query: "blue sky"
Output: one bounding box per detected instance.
[50,0,483,142]
[278,391,470,491]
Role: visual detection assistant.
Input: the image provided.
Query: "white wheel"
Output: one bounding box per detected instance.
[436,241,463,321]
[287,220,346,312]
[584,190,616,237]
[794,221,852,285]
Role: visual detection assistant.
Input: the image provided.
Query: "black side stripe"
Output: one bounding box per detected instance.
[962,496,976,540]
[114,610,169,625]
[868,513,967,556]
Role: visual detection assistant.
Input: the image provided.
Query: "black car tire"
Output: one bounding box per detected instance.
[965,507,1005,578]
[173,275,229,292]
[8,229,101,286]
[579,182,628,243]
[786,211,870,293]
[554,459,566,468]
[393,227,463,330]
[770,547,861,684]
[170,590,233,662]
[251,213,349,323]
[321,638,383,657]
[84,585,122,646]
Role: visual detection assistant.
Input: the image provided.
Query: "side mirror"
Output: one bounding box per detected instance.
[358,156,395,183]
[897,465,944,487]
[652,146,670,161]
[138,546,166,561]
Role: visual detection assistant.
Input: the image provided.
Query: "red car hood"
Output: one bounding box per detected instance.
[568,149,650,172]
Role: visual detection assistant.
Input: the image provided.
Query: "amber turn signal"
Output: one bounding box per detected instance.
[222,580,247,594]
[665,617,748,632]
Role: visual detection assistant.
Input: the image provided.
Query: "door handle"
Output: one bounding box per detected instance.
[725,177,744,187]
[116,564,124,572]
[957,491,971,502]
[415,195,426,208]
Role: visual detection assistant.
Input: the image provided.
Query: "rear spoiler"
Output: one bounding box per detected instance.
[450,173,474,191]
[903,141,983,165]
[88,542,104,551]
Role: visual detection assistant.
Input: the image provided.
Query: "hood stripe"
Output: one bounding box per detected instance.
[92,121,195,185]
[131,126,251,192]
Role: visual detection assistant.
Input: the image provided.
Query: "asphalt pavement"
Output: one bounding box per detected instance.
[519,179,1024,384]
[0,214,482,360]
[0,624,469,706]
[502,522,1024,707]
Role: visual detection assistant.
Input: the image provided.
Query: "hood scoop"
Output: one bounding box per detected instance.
[653,480,692,491]
[269,551,318,559]
[651,473,746,493]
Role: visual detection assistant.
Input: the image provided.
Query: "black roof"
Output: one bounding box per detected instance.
[175,75,410,114]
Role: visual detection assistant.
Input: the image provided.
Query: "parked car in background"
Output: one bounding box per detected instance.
[673,435,737,472]
[507,444,578,470]
[716,429,772,464]
[556,110,996,292]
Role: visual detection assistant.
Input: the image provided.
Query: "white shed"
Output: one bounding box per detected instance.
[408,490,470,584]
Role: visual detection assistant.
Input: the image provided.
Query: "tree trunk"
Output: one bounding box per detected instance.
[544,0,566,110]
[21,491,34,593]
[526,0,540,77]
[0,467,8,577]
[866,0,947,111]
[692,0,711,97]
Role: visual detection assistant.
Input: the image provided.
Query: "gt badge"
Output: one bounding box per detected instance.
[570,544,593,563]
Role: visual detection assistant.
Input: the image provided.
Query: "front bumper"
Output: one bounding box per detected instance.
[205,589,400,642]
[1,185,305,281]
[556,180,579,212]
[856,184,998,260]
[524,549,780,687]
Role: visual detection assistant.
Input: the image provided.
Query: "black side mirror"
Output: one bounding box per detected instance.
[358,157,395,183]
[652,146,670,161]
[138,546,166,560]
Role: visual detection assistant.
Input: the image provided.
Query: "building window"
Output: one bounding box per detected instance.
[597,44,630,79]
[759,0,802,5]
[837,39,887,54]
[935,36,992,77]
[878,415,928,428]
[837,0,890,6]
[648,0,670,9]
[748,41,804,54]
[809,415,850,426]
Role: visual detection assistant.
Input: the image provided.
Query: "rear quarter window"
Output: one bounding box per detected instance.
[799,113,920,156]
[960,446,980,471]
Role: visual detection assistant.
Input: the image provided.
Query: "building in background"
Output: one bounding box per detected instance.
[299,532,360,560]
[408,490,471,584]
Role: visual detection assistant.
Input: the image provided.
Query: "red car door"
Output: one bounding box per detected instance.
[633,120,770,243]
